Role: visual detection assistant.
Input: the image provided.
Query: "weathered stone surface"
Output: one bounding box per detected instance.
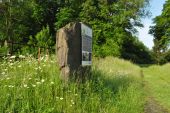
[56,22,82,80]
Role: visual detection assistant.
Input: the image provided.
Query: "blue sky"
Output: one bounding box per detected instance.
[137,0,166,49]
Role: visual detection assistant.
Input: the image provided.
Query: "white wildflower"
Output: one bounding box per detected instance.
[32,84,36,87]
[8,85,14,88]
[41,79,45,83]
[23,84,27,88]
[6,77,10,80]
[71,100,75,104]
[10,55,16,59]
[36,82,41,85]
[60,97,63,100]
[40,57,44,61]
[19,55,25,59]
[18,65,21,68]
[1,72,5,75]
[50,82,54,85]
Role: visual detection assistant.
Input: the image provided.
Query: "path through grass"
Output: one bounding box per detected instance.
[142,64,170,112]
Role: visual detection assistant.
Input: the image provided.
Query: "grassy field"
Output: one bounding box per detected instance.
[0,56,145,113]
[142,64,170,112]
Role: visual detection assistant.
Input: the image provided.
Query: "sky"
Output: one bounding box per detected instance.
[137,0,166,49]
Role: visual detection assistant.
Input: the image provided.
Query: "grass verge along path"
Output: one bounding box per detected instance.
[142,64,170,112]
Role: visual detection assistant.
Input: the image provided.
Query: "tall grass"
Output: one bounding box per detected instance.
[0,56,145,113]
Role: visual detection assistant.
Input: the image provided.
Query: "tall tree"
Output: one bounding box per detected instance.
[149,0,170,64]
[79,0,150,57]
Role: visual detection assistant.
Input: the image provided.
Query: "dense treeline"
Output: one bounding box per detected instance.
[0,0,154,64]
[150,0,170,64]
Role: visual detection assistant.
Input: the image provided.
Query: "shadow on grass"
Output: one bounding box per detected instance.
[69,67,138,96]
[138,64,153,68]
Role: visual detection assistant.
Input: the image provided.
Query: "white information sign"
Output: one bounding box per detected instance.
[81,23,92,66]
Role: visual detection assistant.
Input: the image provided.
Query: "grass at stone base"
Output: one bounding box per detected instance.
[0,56,145,113]
[142,64,170,112]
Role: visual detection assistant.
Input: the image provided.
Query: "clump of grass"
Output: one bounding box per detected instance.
[0,55,145,113]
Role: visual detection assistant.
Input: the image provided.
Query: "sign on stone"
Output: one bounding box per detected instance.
[81,23,92,66]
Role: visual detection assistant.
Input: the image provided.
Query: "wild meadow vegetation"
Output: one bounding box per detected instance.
[0,56,145,113]
[143,64,170,111]
[1,0,170,113]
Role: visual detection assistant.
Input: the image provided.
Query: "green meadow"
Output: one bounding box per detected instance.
[143,64,170,112]
[0,56,170,113]
[0,56,145,113]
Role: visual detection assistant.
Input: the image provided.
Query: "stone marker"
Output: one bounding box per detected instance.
[56,22,92,80]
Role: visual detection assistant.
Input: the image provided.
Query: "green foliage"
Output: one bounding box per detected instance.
[149,0,170,64]
[78,0,150,58]
[0,45,8,56]
[121,36,155,64]
[35,25,53,48]
[0,0,153,64]
[55,7,75,30]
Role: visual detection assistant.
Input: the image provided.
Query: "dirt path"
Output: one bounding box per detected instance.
[144,97,169,113]
[140,70,169,113]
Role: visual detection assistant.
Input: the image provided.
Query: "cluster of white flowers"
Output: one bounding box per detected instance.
[36,82,41,85]
[10,55,16,59]
[8,85,14,88]
[19,55,25,59]
[56,96,64,100]
[32,84,36,87]
[1,72,5,75]
[22,84,30,89]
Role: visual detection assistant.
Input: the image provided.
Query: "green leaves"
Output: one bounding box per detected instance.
[35,25,53,48]
[149,0,170,64]
[55,7,75,30]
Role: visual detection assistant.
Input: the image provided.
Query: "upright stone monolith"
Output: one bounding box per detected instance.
[56,22,92,81]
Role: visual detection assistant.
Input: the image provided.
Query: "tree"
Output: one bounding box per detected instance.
[79,0,150,57]
[149,0,170,64]
[0,0,37,54]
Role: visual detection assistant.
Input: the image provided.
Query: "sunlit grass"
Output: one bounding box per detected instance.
[143,64,170,111]
[0,55,145,113]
